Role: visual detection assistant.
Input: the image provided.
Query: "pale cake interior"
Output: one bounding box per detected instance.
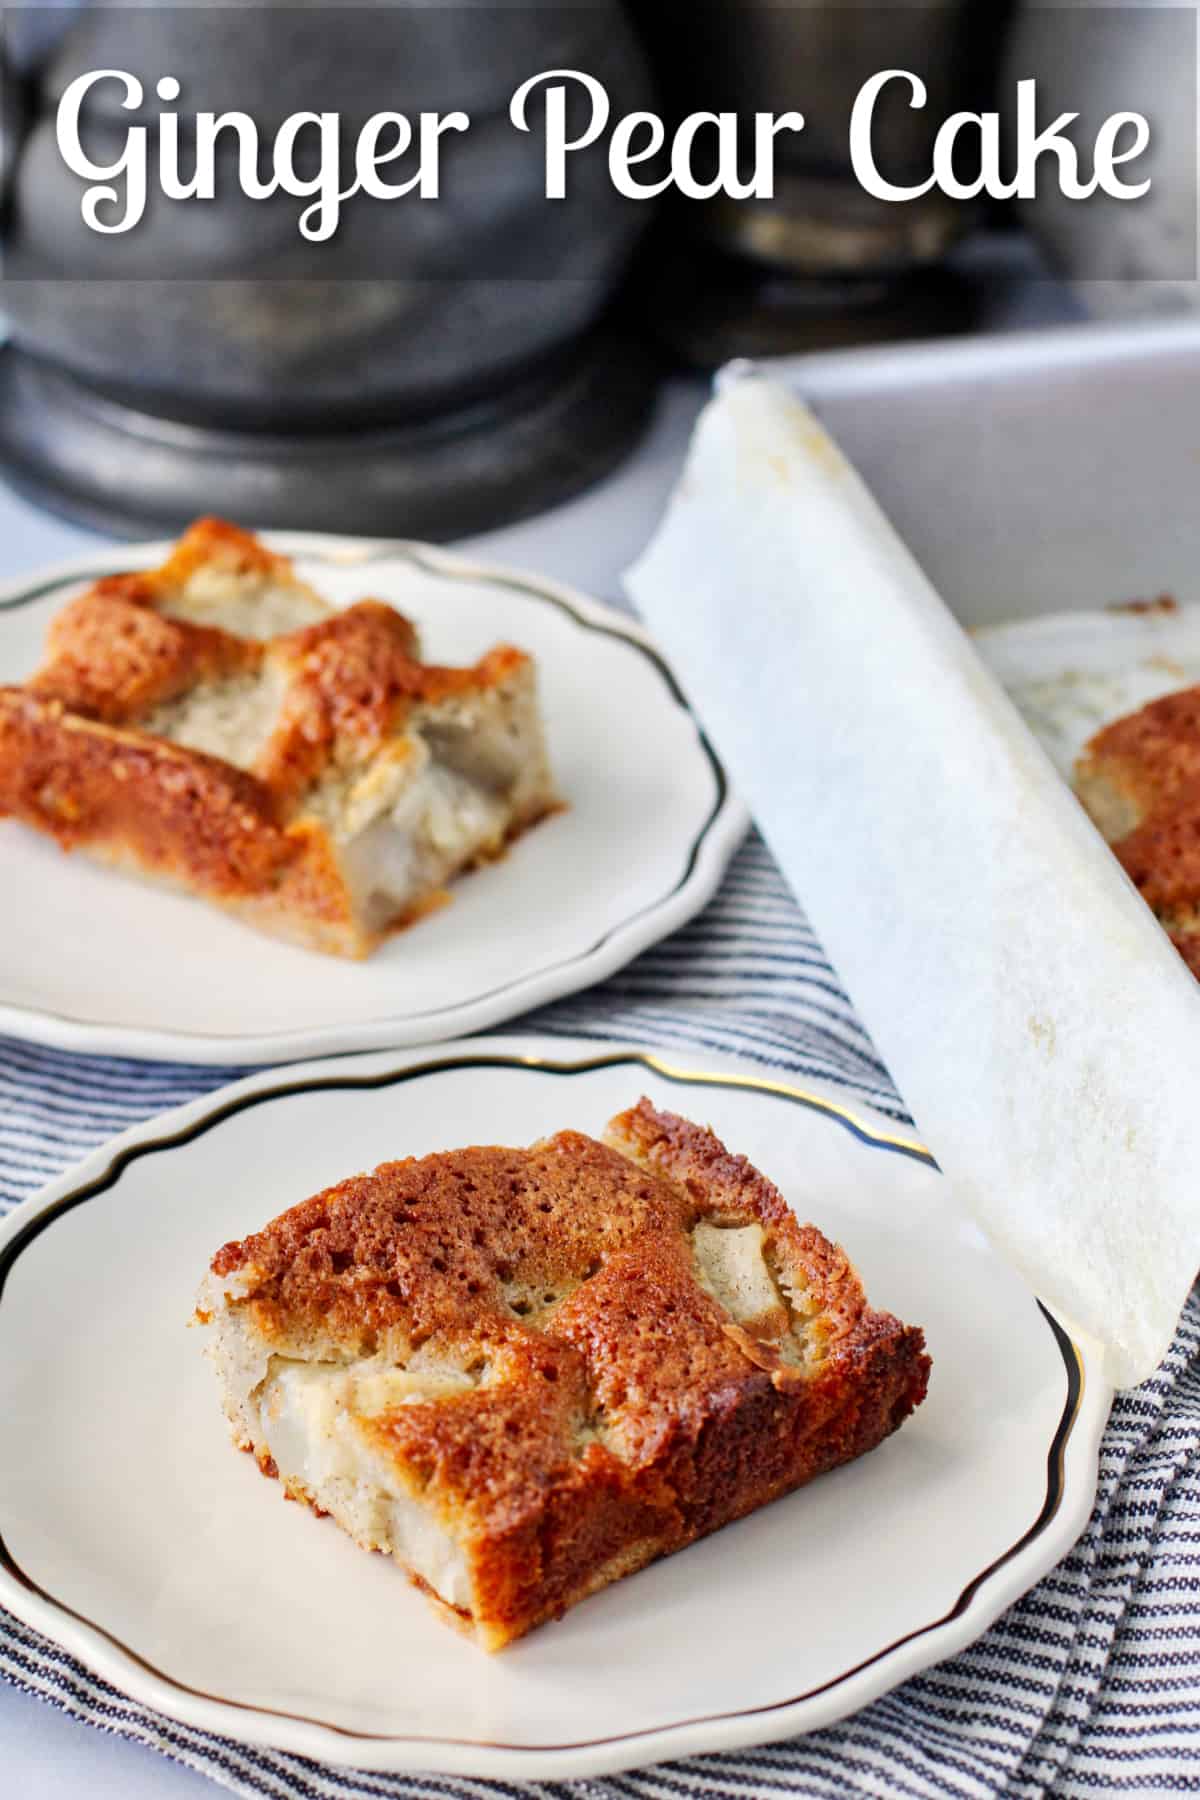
[143,619,554,937]
[142,666,293,772]
[257,1358,476,1610]
[322,671,555,933]
[204,1297,480,1614]
[153,561,331,639]
[691,1220,821,1369]
[692,1222,782,1326]
[1073,764,1143,846]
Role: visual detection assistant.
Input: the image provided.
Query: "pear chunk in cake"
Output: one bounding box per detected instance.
[197,1098,930,1649]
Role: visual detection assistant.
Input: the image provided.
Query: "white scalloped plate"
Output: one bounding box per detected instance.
[0,1036,1109,1780]
[0,537,745,1062]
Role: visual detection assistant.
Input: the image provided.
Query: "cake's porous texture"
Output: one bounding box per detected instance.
[0,518,559,957]
[198,1099,931,1649]
[1075,685,1200,975]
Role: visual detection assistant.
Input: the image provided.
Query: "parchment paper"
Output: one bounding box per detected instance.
[625,370,1200,1389]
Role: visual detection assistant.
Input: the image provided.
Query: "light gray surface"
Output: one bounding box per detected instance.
[0,378,706,607]
[0,1683,218,1800]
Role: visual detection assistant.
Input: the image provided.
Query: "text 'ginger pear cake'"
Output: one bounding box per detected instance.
[196,1098,931,1650]
[0,519,559,958]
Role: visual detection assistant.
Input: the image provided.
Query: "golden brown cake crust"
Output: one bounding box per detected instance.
[28,576,260,724]
[1075,684,1200,972]
[208,1099,930,1648]
[0,518,555,957]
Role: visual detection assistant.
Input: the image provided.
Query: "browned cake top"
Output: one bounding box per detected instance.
[0,518,530,903]
[28,518,308,723]
[25,519,526,758]
[211,1100,926,1533]
[28,574,258,723]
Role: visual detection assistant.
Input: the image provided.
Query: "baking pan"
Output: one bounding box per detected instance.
[767,315,1200,626]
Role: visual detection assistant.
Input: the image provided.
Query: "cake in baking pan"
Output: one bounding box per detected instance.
[1076,684,1200,978]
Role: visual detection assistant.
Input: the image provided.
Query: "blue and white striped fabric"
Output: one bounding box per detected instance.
[2,832,1198,1799]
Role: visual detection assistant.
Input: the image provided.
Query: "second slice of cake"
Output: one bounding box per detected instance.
[197,1098,930,1649]
[0,518,559,957]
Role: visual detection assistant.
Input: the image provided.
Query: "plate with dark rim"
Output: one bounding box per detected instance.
[0,1035,1109,1779]
[0,536,745,1063]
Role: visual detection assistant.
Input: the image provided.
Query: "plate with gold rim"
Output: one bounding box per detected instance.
[0,1035,1109,1779]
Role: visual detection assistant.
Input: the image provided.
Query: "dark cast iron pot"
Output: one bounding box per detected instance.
[0,1,659,537]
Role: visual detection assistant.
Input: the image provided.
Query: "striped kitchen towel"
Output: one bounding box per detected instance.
[1,832,1197,1800]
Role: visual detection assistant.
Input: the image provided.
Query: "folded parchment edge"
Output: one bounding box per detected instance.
[625,371,1200,1391]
